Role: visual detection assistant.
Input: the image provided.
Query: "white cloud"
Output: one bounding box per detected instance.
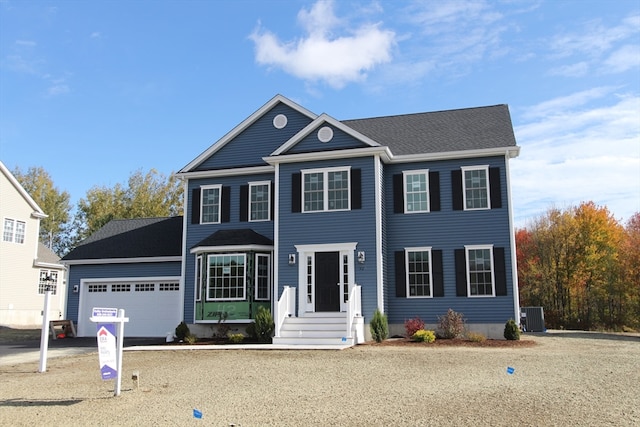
[15,40,36,47]
[548,61,589,77]
[602,44,640,74]
[249,0,395,88]
[47,82,69,96]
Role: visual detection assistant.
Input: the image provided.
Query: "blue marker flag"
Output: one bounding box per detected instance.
[193,409,203,419]
[506,367,515,375]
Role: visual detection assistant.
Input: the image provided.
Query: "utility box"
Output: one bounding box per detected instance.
[520,307,545,332]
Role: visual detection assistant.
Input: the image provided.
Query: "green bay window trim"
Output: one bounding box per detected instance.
[191,185,231,224]
[195,255,203,301]
[451,166,502,211]
[240,181,273,222]
[291,168,362,213]
[3,218,26,244]
[455,246,507,297]
[395,249,444,298]
[393,171,440,213]
[206,253,246,301]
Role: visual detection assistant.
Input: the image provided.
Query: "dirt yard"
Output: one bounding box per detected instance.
[1,331,639,426]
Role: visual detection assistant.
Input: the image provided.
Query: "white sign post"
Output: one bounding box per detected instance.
[90,307,129,396]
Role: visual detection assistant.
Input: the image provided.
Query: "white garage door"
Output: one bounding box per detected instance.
[78,278,181,337]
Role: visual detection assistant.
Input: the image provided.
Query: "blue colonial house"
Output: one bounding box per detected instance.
[63,95,520,344]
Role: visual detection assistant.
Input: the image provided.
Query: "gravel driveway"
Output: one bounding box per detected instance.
[1,332,638,426]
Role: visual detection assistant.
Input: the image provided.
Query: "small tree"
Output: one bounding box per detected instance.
[437,309,466,339]
[504,319,521,340]
[370,309,389,343]
[253,306,275,343]
[175,321,190,341]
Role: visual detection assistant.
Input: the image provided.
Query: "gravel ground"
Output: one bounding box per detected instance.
[1,332,639,426]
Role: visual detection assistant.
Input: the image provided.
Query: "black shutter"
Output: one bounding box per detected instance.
[452,170,463,211]
[393,174,404,213]
[191,188,201,224]
[240,185,249,222]
[395,251,406,297]
[429,171,440,212]
[221,186,231,223]
[489,167,502,209]
[432,249,444,297]
[270,181,274,220]
[494,247,507,296]
[455,249,467,296]
[351,168,361,209]
[292,173,301,213]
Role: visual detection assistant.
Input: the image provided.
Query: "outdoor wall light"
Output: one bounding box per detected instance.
[73,285,79,293]
[358,251,365,264]
[288,254,296,265]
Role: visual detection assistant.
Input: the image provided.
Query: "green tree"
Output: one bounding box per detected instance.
[12,166,72,255]
[74,168,183,243]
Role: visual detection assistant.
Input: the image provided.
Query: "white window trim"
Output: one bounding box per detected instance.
[200,184,222,224]
[3,218,26,244]
[403,170,430,213]
[301,166,351,213]
[249,181,271,222]
[195,255,202,302]
[405,246,433,299]
[255,253,271,301]
[461,165,491,211]
[206,253,247,301]
[465,244,495,298]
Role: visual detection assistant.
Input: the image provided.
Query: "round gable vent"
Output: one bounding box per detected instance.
[318,126,333,143]
[273,114,288,129]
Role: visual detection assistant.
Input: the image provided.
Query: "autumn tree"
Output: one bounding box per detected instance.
[12,166,72,255]
[73,168,183,245]
[620,213,640,327]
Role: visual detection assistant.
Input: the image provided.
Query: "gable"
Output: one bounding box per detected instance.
[0,161,46,218]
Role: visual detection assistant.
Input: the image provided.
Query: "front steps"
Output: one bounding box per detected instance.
[273,312,363,347]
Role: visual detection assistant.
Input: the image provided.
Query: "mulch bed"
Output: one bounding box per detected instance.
[363,337,536,348]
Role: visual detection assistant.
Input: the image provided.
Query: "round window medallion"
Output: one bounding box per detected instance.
[273,114,288,129]
[318,126,333,143]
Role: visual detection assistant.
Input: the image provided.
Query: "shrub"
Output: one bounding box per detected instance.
[404,317,425,338]
[412,329,436,343]
[370,309,389,343]
[253,306,275,343]
[175,321,190,341]
[504,319,520,340]
[184,334,198,344]
[228,333,244,344]
[466,332,486,342]
[437,309,466,339]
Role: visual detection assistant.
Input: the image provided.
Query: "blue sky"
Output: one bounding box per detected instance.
[1,0,638,227]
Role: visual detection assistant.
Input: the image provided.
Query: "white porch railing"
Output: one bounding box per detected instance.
[275,286,296,338]
[346,284,362,340]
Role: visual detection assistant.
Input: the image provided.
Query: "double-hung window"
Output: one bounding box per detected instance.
[3,218,26,243]
[466,245,495,297]
[302,167,350,212]
[403,170,429,213]
[462,166,489,210]
[405,248,433,297]
[201,185,221,224]
[207,254,246,301]
[38,270,58,295]
[249,182,270,221]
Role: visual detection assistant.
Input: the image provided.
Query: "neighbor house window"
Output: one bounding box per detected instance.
[405,248,432,297]
[3,218,25,243]
[250,182,271,221]
[466,245,495,297]
[201,185,221,224]
[255,254,271,300]
[303,167,350,212]
[207,254,246,300]
[462,166,489,210]
[403,170,429,213]
[38,270,58,295]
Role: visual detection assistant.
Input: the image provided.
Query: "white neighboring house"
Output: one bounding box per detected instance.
[0,160,66,328]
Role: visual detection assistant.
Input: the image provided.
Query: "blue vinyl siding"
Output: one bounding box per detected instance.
[66,261,181,323]
[287,124,371,154]
[383,155,515,325]
[277,156,379,319]
[195,103,313,171]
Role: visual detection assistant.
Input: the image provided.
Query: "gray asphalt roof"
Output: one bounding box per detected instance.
[192,229,273,249]
[342,104,517,155]
[61,217,183,260]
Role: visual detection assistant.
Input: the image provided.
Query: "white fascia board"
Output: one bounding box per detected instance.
[34,261,66,270]
[62,256,182,265]
[0,160,47,217]
[264,146,392,165]
[389,146,520,164]
[190,245,273,254]
[177,95,317,174]
[175,165,274,180]
[271,113,381,156]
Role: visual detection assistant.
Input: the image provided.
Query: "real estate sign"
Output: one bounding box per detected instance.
[96,323,117,380]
